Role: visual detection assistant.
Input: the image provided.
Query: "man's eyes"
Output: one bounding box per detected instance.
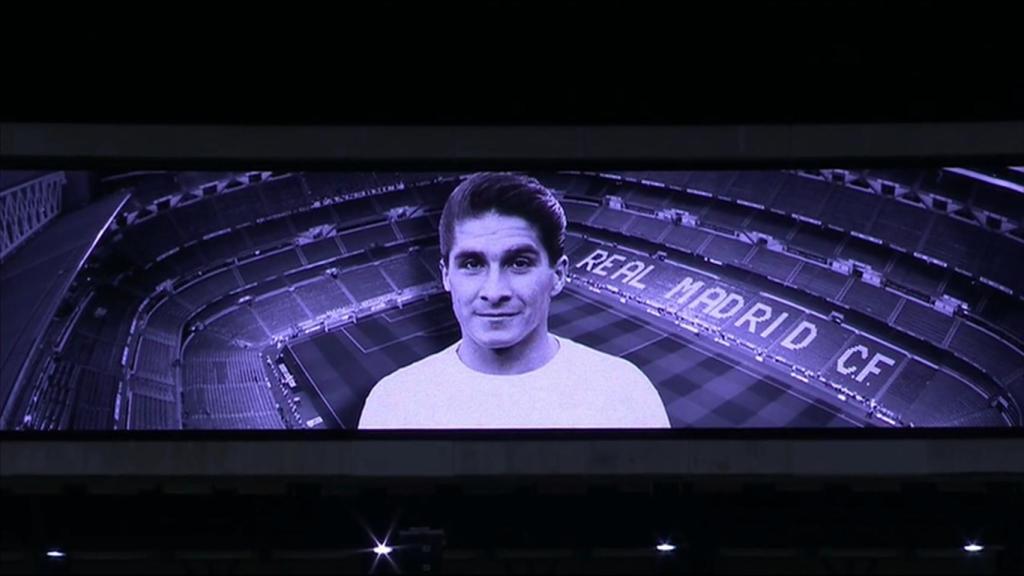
[511,257,534,270]
[458,257,535,271]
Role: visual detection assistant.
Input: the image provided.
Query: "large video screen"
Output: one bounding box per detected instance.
[2,168,1022,431]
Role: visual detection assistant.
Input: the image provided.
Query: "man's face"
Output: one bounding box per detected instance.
[441,212,567,351]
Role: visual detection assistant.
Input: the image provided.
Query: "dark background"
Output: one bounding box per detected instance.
[2,3,1023,573]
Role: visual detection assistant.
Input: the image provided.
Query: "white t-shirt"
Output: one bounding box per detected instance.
[358,336,670,429]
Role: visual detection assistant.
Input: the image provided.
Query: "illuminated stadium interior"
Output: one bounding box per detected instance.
[2,168,1022,432]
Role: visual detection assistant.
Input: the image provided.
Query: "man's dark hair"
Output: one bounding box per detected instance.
[439,172,566,266]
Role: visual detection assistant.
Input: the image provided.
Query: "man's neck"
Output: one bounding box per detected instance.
[457,332,560,376]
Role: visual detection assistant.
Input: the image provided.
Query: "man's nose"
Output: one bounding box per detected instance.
[478,267,512,303]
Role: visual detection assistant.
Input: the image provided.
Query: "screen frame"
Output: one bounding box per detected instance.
[2,121,1023,479]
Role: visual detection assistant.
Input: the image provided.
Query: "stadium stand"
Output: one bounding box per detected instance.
[417,181,459,206]
[946,409,1009,427]
[919,215,988,272]
[211,191,267,230]
[395,215,437,241]
[892,300,957,345]
[663,225,712,253]
[128,372,176,401]
[374,189,423,211]
[789,263,851,301]
[869,199,933,250]
[837,237,892,271]
[631,171,694,192]
[338,222,397,252]
[947,322,1024,384]
[68,367,119,430]
[141,243,209,282]
[244,217,296,252]
[237,248,302,285]
[971,180,1024,218]
[625,215,672,244]
[663,190,712,217]
[134,337,177,383]
[819,187,882,233]
[771,175,833,221]
[940,273,987,311]
[699,235,752,265]
[288,205,347,233]
[840,281,903,323]
[886,254,949,299]
[105,172,186,211]
[700,202,754,233]
[1008,373,1024,416]
[787,224,845,262]
[284,266,330,287]
[253,291,308,335]
[919,169,977,206]
[417,246,444,281]
[685,171,737,196]
[977,238,1024,294]
[146,297,192,341]
[563,234,585,257]
[725,171,786,206]
[379,254,439,290]
[181,347,283,430]
[293,278,353,317]
[23,363,72,430]
[171,200,228,241]
[256,175,310,213]
[80,333,121,374]
[298,236,345,265]
[208,307,270,345]
[879,360,990,426]
[329,196,382,224]
[116,213,184,264]
[200,231,254,266]
[746,210,796,241]
[977,292,1024,345]
[339,266,394,303]
[176,269,244,309]
[301,173,357,199]
[129,392,177,429]
[561,199,600,224]
[590,207,636,231]
[622,184,672,209]
[744,247,801,283]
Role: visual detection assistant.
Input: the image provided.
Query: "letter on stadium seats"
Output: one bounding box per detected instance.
[576,249,609,272]
[733,303,773,333]
[779,321,817,351]
[611,260,649,288]
[594,254,627,276]
[627,264,656,289]
[708,293,745,319]
[664,276,705,304]
[837,345,868,376]
[760,312,790,338]
[857,352,896,384]
[686,287,728,314]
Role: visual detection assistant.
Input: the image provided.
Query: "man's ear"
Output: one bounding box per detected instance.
[551,255,569,297]
[440,258,451,292]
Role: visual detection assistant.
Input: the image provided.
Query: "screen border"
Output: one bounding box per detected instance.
[2,121,1022,479]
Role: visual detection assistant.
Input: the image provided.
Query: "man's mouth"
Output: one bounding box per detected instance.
[476,312,519,318]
